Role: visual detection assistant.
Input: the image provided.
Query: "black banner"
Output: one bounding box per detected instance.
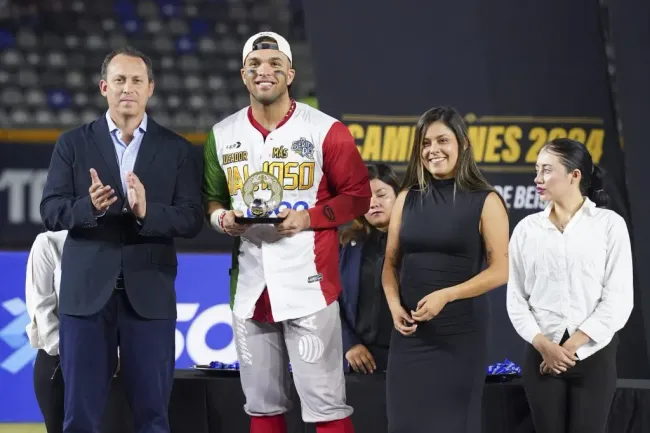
[303,0,632,370]
[0,142,233,252]
[606,0,650,377]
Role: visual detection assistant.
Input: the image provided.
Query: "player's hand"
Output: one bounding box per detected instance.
[126,171,146,219]
[346,344,377,374]
[222,210,247,236]
[388,301,417,336]
[89,168,117,213]
[411,289,451,322]
[276,209,310,237]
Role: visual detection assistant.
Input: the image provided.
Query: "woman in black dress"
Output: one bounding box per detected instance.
[382,106,510,433]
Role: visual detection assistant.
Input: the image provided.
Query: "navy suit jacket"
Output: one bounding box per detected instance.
[339,241,364,355]
[40,116,204,320]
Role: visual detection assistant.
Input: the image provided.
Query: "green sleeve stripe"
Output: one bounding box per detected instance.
[202,129,231,208]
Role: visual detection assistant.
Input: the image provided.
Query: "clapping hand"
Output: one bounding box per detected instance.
[126,171,146,219]
[89,168,117,213]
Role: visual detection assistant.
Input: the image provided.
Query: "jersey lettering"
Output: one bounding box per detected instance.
[272,146,289,159]
[228,162,315,196]
[222,151,248,165]
[226,164,250,195]
[262,161,315,191]
[245,200,309,217]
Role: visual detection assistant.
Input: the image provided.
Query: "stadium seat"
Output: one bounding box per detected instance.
[0,0,310,131]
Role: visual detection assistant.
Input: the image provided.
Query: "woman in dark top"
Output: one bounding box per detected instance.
[382,107,510,433]
[339,163,400,374]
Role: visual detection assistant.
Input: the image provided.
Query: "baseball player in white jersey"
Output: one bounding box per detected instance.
[203,32,371,433]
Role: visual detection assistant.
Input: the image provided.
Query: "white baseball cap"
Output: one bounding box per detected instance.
[242,31,293,65]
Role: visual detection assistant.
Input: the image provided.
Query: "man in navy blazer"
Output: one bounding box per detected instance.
[40,47,203,433]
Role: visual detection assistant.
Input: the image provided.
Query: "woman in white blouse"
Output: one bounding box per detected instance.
[506,138,633,433]
[25,230,68,433]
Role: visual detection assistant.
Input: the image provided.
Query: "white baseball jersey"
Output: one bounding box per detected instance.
[203,101,370,322]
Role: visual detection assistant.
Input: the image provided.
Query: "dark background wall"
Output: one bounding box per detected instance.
[299,0,648,377]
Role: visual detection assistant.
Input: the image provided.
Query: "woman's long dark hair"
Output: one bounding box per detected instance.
[340,163,400,245]
[541,138,610,208]
[402,106,497,197]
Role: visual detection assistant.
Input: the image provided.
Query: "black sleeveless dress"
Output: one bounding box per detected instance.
[386,178,490,433]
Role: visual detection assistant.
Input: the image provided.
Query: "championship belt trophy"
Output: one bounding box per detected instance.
[234,171,286,225]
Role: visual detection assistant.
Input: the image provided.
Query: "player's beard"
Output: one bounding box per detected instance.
[250,83,288,106]
[247,69,289,106]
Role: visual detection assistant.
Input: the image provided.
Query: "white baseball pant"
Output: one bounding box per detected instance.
[233,301,353,423]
